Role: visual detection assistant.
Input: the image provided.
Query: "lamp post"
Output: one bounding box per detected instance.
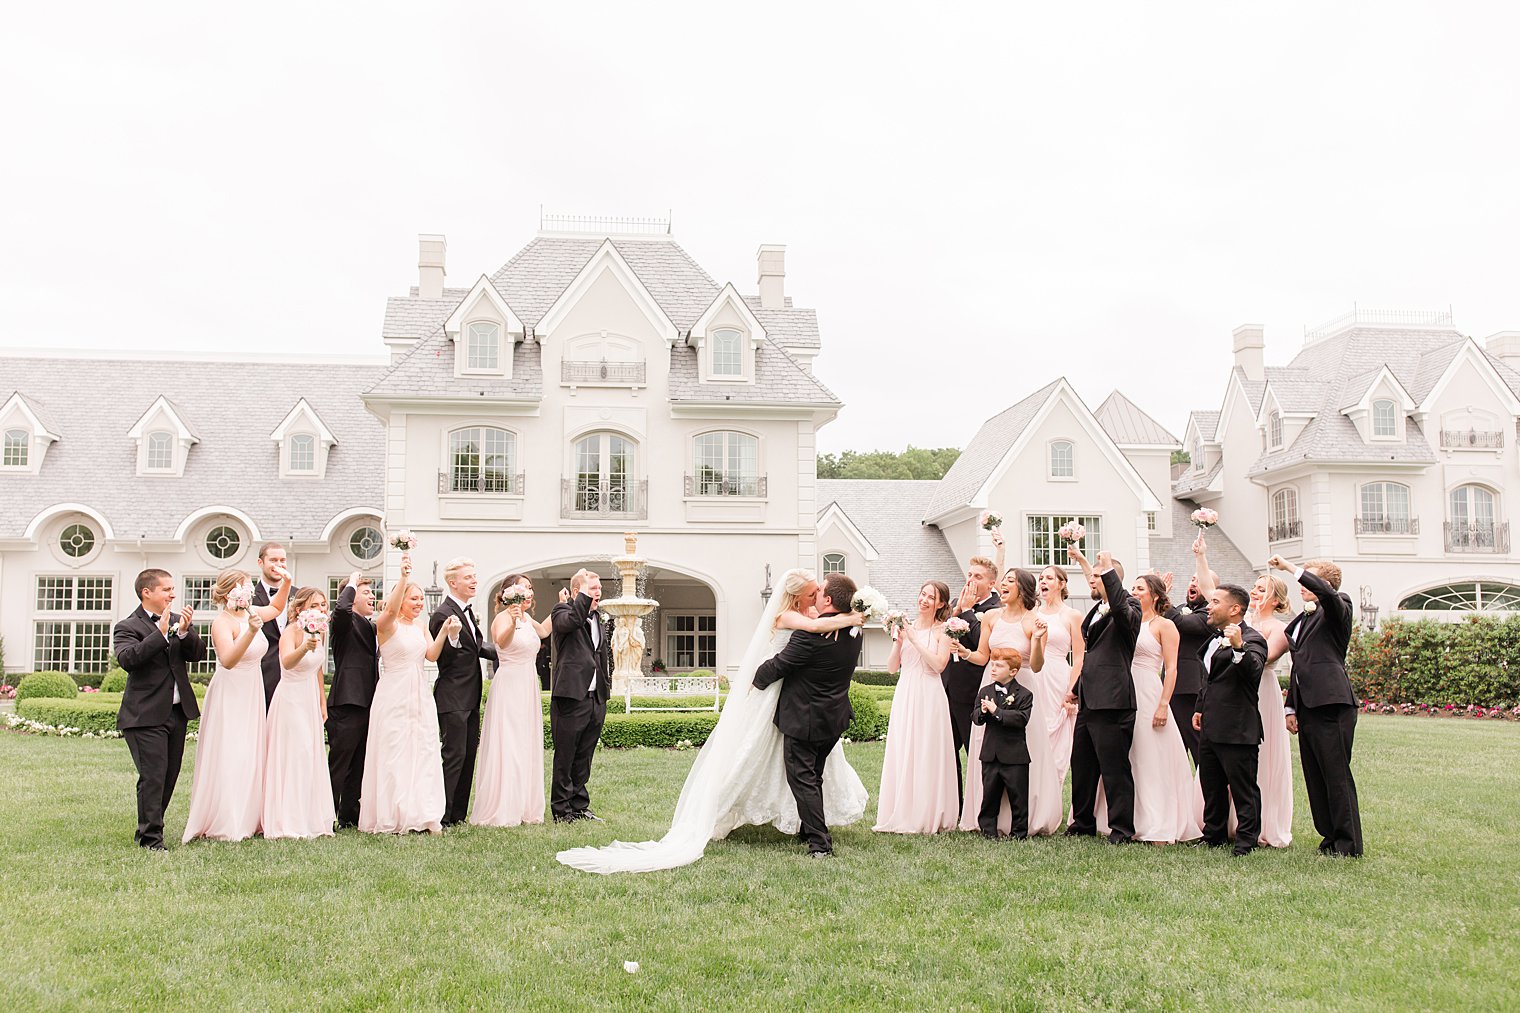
[425,561,444,616]
[1358,584,1379,629]
[760,563,772,603]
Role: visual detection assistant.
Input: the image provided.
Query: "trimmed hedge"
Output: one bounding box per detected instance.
[16,672,78,702]
[1348,616,1520,708]
[845,683,889,741]
[101,669,129,694]
[16,697,123,734]
[589,712,722,749]
[852,669,899,687]
[70,671,106,690]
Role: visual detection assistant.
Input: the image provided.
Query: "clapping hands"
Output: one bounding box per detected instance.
[980,697,998,715]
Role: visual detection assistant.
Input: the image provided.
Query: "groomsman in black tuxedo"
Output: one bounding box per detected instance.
[549,569,613,823]
[429,557,499,827]
[250,542,289,710]
[1271,555,1363,858]
[942,554,1002,798]
[1164,534,1221,765]
[327,572,378,828]
[753,572,863,857]
[113,569,204,850]
[1192,584,1269,856]
[1064,548,1141,843]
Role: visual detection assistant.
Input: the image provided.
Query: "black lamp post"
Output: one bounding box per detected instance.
[425,561,444,615]
[760,563,772,603]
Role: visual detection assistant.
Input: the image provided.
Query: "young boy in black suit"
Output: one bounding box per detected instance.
[972,647,1034,840]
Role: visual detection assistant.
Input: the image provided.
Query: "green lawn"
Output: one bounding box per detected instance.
[2,716,1517,1010]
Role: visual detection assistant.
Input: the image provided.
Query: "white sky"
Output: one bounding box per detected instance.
[2,2,1516,453]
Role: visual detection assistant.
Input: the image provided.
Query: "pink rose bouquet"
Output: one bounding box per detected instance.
[980,511,1003,532]
[1058,521,1086,544]
[390,529,418,551]
[944,616,971,643]
[1190,508,1219,530]
[296,608,329,637]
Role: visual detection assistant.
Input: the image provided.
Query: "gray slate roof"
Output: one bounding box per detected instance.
[1096,390,1180,446]
[818,479,961,610]
[364,332,545,400]
[1149,499,1256,589]
[4,390,61,434]
[0,356,386,540]
[1189,410,1220,442]
[924,378,1064,521]
[667,342,838,405]
[1172,457,1223,496]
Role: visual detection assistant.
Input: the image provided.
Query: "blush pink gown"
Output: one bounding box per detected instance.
[471,620,546,827]
[360,622,446,834]
[262,639,336,840]
[874,626,959,834]
[960,615,1063,835]
[1032,605,1078,785]
[182,614,267,843]
[1097,619,1201,843]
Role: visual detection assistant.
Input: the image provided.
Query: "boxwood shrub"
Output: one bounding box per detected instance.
[852,669,899,687]
[70,671,106,690]
[101,669,129,694]
[845,683,888,741]
[1348,616,1520,708]
[16,671,78,702]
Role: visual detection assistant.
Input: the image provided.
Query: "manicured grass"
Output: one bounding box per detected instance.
[2,717,1517,1010]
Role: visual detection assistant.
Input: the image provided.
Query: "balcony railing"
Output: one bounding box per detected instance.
[1354,515,1419,535]
[684,474,767,498]
[1440,429,1504,449]
[1445,521,1510,553]
[1268,519,1302,541]
[561,359,646,385]
[562,478,648,520]
[438,471,524,495]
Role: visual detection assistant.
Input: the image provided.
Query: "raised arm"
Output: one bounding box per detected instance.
[777,610,865,635]
[279,622,324,671]
[1193,533,1217,597]
[1100,563,1141,639]
[991,528,1006,576]
[252,573,291,623]
[376,557,411,641]
[330,576,357,641]
[492,604,521,652]
[213,611,265,668]
[552,591,595,636]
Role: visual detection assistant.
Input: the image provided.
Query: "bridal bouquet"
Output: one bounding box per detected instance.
[296,609,328,637]
[225,583,253,612]
[850,586,889,638]
[1058,521,1086,544]
[1190,508,1219,530]
[944,616,971,643]
[883,610,907,638]
[390,529,418,551]
[980,510,1003,532]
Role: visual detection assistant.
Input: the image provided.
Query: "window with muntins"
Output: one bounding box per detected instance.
[1399,581,1520,611]
[711,329,743,377]
[575,433,633,513]
[288,433,316,473]
[694,431,759,495]
[59,523,95,558]
[3,428,28,467]
[1359,482,1412,533]
[206,525,242,560]
[665,613,716,669]
[1027,514,1102,568]
[822,552,846,575]
[1268,412,1283,449]
[146,431,174,471]
[33,575,114,672]
[466,322,500,371]
[1049,440,1074,478]
[1372,399,1398,438]
[450,427,516,493]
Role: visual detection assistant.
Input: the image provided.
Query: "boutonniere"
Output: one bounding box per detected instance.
[1213,636,1231,653]
[1177,606,1191,615]
[1097,602,1110,618]
[1302,601,1319,614]
[596,611,610,624]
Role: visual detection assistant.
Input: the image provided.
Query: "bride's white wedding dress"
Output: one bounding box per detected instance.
[556,575,870,874]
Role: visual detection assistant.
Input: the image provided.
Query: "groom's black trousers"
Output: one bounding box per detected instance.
[783,735,836,854]
[550,694,607,818]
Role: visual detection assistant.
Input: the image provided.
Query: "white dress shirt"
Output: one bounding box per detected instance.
[260,581,289,631]
[447,593,478,645]
[149,612,188,705]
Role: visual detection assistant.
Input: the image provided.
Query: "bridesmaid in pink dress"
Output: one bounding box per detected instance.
[183,567,290,843]
[471,575,548,827]
[874,581,959,834]
[1096,575,1200,843]
[1029,565,1083,785]
[263,587,337,840]
[361,556,456,835]
[955,569,1063,836]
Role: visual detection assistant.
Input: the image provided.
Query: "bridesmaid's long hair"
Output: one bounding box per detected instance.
[211,569,251,608]
[287,587,328,624]
[922,580,951,622]
[1005,569,1037,611]
[1137,574,1170,615]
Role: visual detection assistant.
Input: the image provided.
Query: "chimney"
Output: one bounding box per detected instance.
[418,234,447,300]
[1485,330,1520,369]
[757,244,785,311]
[1232,323,1265,381]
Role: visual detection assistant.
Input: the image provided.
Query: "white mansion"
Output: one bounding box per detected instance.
[2,221,1517,677]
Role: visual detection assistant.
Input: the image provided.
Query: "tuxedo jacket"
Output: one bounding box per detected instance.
[1283,569,1358,711]
[1076,569,1141,711]
[328,584,379,710]
[1165,596,1212,696]
[752,623,862,743]
[113,607,204,730]
[428,598,499,714]
[549,592,612,702]
[1194,623,1268,745]
[251,581,285,682]
[942,591,1002,688]
[972,681,1033,764]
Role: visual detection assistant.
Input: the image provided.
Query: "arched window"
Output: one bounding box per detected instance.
[205,525,242,561]
[1192,438,1204,472]
[1372,399,1398,438]
[1270,488,1300,541]
[711,328,743,377]
[1400,581,1520,612]
[822,552,846,575]
[1447,484,1502,552]
[59,523,96,559]
[465,322,501,372]
[1358,481,1413,534]
[348,525,383,562]
[287,433,316,473]
[693,431,759,496]
[449,427,517,493]
[3,428,29,467]
[143,431,174,471]
[1049,440,1074,479]
[574,433,635,514]
[1268,411,1283,449]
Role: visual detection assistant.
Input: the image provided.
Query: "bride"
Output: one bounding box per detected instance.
[556,568,869,874]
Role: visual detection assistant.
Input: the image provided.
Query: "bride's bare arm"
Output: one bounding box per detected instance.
[776,610,864,634]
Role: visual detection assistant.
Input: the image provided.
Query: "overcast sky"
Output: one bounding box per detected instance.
[3,2,1516,453]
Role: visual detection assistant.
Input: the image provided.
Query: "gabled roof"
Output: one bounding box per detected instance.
[1338,364,1415,413]
[1095,390,1180,447]
[126,395,199,443]
[364,333,543,401]
[925,379,1063,520]
[666,341,838,405]
[533,240,680,343]
[817,480,961,609]
[1230,367,1267,415]
[1172,456,1223,496]
[2,391,63,440]
[1247,413,1437,475]
[269,397,338,445]
[443,276,525,337]
[1187,410,1220,442]
[1259,370,1328,414]
[690,283,767,344]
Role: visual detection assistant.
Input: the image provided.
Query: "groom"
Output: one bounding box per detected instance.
[752,572,862,858]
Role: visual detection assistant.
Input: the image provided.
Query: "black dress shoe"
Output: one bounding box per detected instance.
[1063,827,1096,838]
[145,843,167,852]
[552,813,578,824]
[806,850,834,859]
[577,810,605,822]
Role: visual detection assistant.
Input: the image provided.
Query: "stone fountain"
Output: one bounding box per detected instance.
[601,532,658,697]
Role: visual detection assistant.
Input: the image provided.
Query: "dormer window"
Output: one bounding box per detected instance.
[1268,411,1283,449]
[711,328,743,377]
[1049,440,1074,479]
[1192,438,1204,471]
[1372,399,1397,438]
[466,322,501,372]
[288,433,316,474]
[2,428,26,468]
[145,431,175,472]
